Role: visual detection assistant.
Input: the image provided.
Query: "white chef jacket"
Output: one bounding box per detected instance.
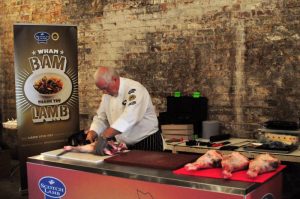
[90,77,159,145]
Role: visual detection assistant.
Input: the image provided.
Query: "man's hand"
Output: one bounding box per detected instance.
[95,135,108,156]
[86,130,97,143]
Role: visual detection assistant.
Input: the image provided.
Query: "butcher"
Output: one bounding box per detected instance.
[65,66,163,155]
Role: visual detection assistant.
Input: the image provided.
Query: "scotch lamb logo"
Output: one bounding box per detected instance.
[49,179,55,185]
[38,176,66,198]
[261,193,274,199]
[137,189,154,199]
[34,32,50,44]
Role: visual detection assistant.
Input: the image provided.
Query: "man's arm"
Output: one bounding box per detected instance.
[101,127,120,139]
[110,86,149,133]
[87,98,109,142]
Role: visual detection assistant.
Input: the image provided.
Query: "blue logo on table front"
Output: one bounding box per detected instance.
[34,32,50,44]
[39,176,66,199]
[261,193,274,199]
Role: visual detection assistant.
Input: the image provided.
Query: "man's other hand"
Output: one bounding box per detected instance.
[86,130,97,143]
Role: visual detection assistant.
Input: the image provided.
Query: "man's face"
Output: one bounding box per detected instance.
[96,78,118,96]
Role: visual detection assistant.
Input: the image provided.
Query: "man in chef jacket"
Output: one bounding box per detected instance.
[86,66,163,155]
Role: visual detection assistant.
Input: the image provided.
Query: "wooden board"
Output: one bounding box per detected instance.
[162,129,193,135]
[41,149,110,164]
[162,134,193,140]
[161,124,193,130]
[104,150,199,170]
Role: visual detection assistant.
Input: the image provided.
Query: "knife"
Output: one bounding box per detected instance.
[56,150,69,157]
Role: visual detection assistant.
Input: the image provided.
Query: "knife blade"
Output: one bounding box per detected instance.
[56,150,69,157]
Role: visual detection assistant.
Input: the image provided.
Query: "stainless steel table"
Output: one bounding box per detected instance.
[27,153,282,199]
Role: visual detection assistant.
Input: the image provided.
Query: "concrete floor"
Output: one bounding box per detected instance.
[0,161,28,199]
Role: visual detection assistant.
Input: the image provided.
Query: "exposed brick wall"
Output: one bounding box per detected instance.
[0,0,299,137]
[0,0,69,120]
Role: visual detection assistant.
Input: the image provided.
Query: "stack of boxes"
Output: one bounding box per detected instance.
[161,124,194,141]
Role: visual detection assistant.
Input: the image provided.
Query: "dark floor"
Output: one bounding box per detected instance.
[0,160,28,199]
[281,162,300,199]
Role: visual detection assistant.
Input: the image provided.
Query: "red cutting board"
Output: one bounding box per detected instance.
[173,165,286,183]
[104,150,199,170]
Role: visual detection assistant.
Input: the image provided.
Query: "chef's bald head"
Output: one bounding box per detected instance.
[94,66,119,84]
[94,66,120,96]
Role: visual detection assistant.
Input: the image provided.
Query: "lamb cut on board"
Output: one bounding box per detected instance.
[247,153,280,178]
[184,150,223,171]
[221,152,249,179]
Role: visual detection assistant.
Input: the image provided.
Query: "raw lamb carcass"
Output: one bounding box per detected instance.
[247,153,280,178]
[221,152,249,179]
[184,150,223,171]
[64,140,127,156]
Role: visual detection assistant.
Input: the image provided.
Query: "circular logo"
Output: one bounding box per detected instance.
[34,32,50,44]
[39,176,66,198]
[52,32,59,41]
[128,94,136,101]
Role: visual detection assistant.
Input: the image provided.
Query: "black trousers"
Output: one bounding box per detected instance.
[128,130,163,152]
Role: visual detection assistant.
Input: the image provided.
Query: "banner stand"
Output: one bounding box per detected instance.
[13,24,79,191]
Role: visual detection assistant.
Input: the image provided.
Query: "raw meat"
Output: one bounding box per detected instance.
[184,150,223,171]
[64,141,127,156]
[103,141,128,156]
[247,153,280,178]
[221,152,249,179]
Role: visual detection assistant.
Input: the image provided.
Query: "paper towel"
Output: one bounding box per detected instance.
[202,120,220,139]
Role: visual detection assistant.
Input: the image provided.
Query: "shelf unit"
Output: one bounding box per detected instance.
[258,128,300,135]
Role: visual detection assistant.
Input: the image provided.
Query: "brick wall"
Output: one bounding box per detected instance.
[0,0,299,137]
